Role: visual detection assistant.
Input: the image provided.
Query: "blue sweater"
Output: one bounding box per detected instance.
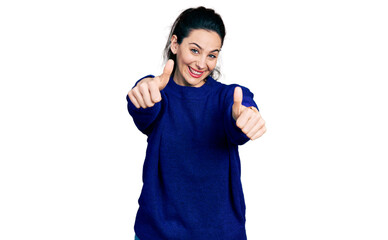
[126,75,258,240]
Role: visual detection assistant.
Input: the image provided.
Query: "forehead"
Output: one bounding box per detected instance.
[182,29,222,50]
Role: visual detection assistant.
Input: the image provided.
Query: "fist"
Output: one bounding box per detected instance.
[232,87,266,140]
[128,59,174,109]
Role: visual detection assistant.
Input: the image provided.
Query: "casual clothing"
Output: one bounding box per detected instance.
[126,75,258,240]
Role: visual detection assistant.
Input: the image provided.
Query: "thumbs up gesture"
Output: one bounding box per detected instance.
[232,87,267,140]
[128,59,174,109]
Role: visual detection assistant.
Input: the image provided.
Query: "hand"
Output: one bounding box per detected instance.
[232,87,266,140]
[128,59,174,109]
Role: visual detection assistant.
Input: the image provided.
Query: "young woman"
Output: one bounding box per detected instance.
[127,6,266,240]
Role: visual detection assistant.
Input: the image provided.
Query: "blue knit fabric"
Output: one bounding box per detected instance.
[127,75,258,240]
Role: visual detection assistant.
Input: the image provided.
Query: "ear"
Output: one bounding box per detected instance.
[170,35,178,54]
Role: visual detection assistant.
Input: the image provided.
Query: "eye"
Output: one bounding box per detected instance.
[209,54,217,59]
[191,49,199,54]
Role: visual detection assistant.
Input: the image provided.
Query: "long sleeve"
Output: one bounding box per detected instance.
[224,84,259,146]
[126,75,164,136]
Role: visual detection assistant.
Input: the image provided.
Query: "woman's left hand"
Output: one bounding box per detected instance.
[232,87,267,140]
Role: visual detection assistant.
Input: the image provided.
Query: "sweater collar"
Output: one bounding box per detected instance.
[165,75,215,99]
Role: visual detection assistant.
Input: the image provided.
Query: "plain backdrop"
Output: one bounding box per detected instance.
[1,0,387,239]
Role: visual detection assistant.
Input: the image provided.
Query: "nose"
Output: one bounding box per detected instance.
[196,56,207,70]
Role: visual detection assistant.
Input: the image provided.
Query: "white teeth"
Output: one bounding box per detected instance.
[190,67,202,75]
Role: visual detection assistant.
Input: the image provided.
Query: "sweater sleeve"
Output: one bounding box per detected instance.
[126,75,164,136]
[224,84,259,146]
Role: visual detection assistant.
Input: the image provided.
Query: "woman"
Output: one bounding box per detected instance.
[127,6,266,240]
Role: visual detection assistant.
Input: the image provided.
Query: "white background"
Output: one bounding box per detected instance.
[1,0,387,239]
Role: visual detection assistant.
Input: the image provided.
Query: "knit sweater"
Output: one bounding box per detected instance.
[126,75,258,240]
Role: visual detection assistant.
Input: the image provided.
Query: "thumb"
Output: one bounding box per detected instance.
[158,59,174,90]
[232,86,243,120]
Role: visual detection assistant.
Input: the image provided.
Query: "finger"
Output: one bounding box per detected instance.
[159,59,174,90]
[244,112,263,132]
[241,112,260,135]
[232,87,243,120]
[235,106,252,129]
[249,106,260,113]
[131,87,146,109]
[138,83,154,107]
[246,117,265,139]
[128,91,140,109]
[149,81,162,103]
[251,125,267,140]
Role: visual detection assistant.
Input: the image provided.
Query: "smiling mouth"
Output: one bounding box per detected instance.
[188,66,204,78]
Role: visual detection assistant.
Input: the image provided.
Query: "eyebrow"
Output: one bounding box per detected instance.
[189,42,220,53]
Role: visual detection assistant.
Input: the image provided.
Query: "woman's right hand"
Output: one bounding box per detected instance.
[128,60,174,109]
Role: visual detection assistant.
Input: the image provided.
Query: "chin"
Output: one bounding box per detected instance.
[186,75,207,86]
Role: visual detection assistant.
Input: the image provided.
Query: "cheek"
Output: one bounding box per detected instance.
[179,52,195,66]
[208,61,217,71]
